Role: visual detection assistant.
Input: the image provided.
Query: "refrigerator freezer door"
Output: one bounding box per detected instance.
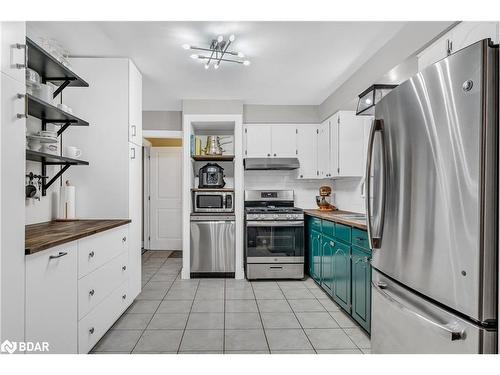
[372,269,497,354]
[370,40,498,322]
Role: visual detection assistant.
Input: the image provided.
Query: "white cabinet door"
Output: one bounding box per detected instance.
[25,243,78,354]
[317,120,330,178]
[452,21,499,51]
[417,34,449,71]
[338,111,365,177]
[128,61,142,146]
[1,73,26,343]
[128,143,142,300]
[0,22,26,83]
[329,113,339,178]
[296,125,318,179]
[271,125,297,157]
[244,124,272,157]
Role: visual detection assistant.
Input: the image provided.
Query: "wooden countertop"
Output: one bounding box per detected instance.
[303,209,367,231]
[25,219,131,255]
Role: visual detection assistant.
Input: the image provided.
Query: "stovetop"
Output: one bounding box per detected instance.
[245,206,304,221]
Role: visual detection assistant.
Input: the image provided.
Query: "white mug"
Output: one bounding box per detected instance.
[64,146,82,158]
[41,143,58,154]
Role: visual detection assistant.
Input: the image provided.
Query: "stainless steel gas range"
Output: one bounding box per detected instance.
[244,190,304,280]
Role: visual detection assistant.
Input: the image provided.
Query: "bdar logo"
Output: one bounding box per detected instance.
[1,340,17,354]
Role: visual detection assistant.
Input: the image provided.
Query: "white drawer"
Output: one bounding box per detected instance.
[78,252,128,319]
[78,225,129,278]
[78,281,130,354]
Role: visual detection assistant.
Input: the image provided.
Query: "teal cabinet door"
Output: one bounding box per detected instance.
[321,235,335,294]
[331,241,351,312]
[309,229,322,283]
[351,246,371,332]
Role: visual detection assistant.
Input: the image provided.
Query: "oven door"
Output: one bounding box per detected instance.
[245,221,304,263]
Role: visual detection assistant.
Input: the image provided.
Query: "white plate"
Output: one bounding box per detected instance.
[27,134,58,144]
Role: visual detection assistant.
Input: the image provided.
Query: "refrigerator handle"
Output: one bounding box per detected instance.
[365,119,386,249]
[372,280,466,341]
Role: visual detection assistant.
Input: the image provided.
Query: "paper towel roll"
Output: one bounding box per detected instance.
[59,181,76,220]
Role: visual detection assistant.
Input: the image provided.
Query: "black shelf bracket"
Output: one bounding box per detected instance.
[52,79,75,99]
[57,121,72,136]
[41,163,72,196]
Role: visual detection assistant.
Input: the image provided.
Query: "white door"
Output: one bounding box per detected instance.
[296,125,318,179]
[149,147,182,250]
[317,121,330,178]
[329,114,339,177]
[271,125,297,157]
[245,124,272,157]
[338,112,364,177]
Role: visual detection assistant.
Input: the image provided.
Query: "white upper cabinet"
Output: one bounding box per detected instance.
[317,120,330,178]
[244,124,296,158]
[296,125,318,179]
[1,22,26,83]
[128,60,142,146]
[329,113,339,178]
[418,22,499,71]
[337,111,365,177]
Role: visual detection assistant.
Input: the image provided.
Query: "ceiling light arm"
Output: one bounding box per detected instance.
[215,40,232,66]
[197,56,245,64]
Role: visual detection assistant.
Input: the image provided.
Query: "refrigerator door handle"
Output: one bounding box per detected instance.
[373,280,466,341]
[365,119,386,249]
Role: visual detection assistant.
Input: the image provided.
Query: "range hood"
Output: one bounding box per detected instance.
[244,157,300,170]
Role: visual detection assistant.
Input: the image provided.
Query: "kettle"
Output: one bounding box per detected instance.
[203,136,231,156]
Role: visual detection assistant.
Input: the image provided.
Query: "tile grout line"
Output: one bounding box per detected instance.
[276,282,318,354]
[222,279,226,353]
[250,282,271,354]
[130,252,178,354]
[176,277,200,354]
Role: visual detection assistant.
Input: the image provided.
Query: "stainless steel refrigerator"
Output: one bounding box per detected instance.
[366,39,498,354]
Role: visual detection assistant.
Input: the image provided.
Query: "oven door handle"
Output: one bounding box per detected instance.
[246,221,304,227]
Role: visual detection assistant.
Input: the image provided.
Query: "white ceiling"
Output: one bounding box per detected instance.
[28,21,408,111]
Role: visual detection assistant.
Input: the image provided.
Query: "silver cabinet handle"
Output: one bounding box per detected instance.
[14,43,27,69]
[122,294,127,300]
[89,251,95,258]
[130,147,136,160]
[131,125,137,137]
[122,236,127,243]
[89,327,95,334]
[89,289,95,296]
[330,241,335,246]
[49,252,68,259]
[300,175,303,178]
[16,93,27,119]
[372,280,466,341]
[267,153,271,157]
[273,153,277,157]
[122,265,127,271]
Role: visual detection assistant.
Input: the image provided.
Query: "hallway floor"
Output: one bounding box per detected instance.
[91,251,371,354]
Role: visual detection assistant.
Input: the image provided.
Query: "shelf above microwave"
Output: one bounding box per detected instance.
[191,188,234,192]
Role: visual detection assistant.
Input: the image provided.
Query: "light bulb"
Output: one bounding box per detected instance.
[217,35,223,43]
[229,34,235,42]
[214,63,220,70]
[190,54,199,59]
[365,98,372,105]
[243,60,251,66]
[237,51,245,58]
[182,44,190,50]
[204,64,209,70]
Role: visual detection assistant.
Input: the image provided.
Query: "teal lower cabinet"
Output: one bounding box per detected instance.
[351,246,372,332]
[308,229,322,283]
[306,215,371,333]
[320,235,334,294]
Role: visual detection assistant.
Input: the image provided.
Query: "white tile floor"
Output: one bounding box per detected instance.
[91,251,371,354]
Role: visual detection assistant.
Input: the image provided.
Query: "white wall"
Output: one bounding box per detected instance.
[143,110,182,130]
[332,178,365,213]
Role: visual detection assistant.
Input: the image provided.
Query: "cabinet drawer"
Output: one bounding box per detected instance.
[334,223,351,243]
[352,228,369,250]
[308,217,322,233]
[78,281,130,354]
[78,226,128,278]
[78,252,128,319]
[321,220,335,238]
[246,263,304,280]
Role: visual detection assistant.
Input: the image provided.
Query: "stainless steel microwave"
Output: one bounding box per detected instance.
[193,191,234,213]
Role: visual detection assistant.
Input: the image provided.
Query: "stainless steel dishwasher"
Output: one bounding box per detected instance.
[190,214,235,275]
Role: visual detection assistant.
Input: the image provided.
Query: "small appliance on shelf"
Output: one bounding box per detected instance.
[198,163,226,188]
[316,185,336,211]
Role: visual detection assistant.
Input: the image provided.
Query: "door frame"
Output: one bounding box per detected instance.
[142,139,152,250]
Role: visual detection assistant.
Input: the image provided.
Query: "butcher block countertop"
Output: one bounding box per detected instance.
[303,209,367,231]
[25,219,131,255]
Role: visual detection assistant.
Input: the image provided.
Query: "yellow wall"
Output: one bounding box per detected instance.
[146,138,182,147]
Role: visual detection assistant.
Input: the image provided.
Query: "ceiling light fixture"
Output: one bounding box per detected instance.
[182,34,250,69]
[356,84,398,115]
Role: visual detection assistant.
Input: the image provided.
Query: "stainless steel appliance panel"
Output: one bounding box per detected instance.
[368,40,498,322]
[193,191,234,213]
[246,263,304,280]
[246,221,304,260]
[190,216,235,273]
[371,269,497,353]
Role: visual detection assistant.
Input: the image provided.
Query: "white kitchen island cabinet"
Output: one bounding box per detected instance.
[25,222,132,354]
[244,124,297,158]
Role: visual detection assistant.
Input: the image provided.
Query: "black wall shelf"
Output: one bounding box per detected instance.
[27,37,89,99]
